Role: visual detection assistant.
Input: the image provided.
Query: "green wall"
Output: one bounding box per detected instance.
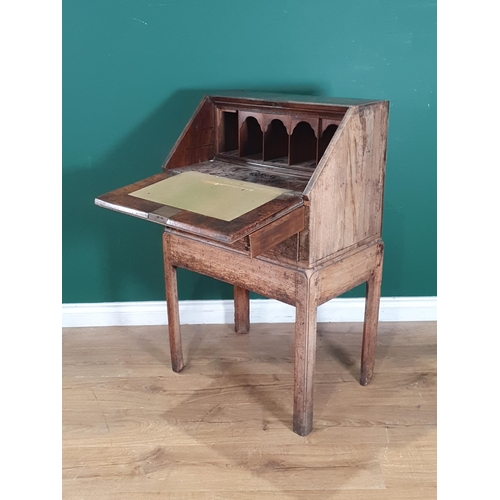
[63,0,436,303]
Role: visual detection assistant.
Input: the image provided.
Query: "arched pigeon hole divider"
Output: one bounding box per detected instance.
[264,119,289,162]
[239,116,263,159]
[290,121,317,166]
[318,123,339,162]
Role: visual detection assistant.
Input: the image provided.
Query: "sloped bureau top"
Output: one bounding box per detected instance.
[96,92,388,262]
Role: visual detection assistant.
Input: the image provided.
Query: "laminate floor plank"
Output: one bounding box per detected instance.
[62,321,436,499]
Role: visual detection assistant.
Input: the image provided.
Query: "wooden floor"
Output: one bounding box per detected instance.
[62,321,436,499]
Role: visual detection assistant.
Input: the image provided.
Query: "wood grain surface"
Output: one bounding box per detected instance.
[305,102,389,264]
[63,321,436,499]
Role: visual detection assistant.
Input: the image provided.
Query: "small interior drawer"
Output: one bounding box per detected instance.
[248,206,305,258]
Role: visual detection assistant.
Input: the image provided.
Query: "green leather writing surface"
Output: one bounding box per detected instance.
[130,172,287,222]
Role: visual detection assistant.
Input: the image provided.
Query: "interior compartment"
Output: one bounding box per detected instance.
[216,106,344,169]
[289,121,317,166]
[219,111,239,153]
[239,116,263,159]
[318,123,338,161]
[263,119,289,162]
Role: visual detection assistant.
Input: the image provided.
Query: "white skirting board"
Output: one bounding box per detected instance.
[62,297,436,328]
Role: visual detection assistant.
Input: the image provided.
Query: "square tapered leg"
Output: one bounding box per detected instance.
[360,247,384,386]
[293,273,318,436]
[234,286,250,334]
[163,234,184,373]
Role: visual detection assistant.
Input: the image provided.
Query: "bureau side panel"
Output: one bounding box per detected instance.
[307,102,388,264]
[162,97,216,169]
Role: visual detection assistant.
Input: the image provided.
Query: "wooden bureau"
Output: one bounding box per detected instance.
[95,92,389,436]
